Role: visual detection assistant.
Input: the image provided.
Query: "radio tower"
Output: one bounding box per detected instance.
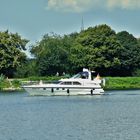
[81,16,84,31]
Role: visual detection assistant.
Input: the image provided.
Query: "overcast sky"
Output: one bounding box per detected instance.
[0,0,140,43]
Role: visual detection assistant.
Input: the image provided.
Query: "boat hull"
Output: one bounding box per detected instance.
[24,87,104,96]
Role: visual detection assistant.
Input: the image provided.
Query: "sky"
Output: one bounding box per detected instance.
[0,0,140,44]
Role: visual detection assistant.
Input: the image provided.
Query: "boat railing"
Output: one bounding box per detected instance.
[21,80,60,86]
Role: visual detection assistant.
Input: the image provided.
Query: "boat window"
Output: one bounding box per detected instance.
[60,82,72,85]
[71,73,81,79]
[73,82,81,85]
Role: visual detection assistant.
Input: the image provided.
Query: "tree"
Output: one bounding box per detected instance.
[71,24,123,76]
[0,31,29,77]
[14,58,38,78]
[31,33,70,76]
[30,24,140,76]
[116,31,140,76]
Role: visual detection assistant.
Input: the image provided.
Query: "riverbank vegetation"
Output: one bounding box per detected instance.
[105,77,140,90]
[0,24,140,90]
[1,76,140,91]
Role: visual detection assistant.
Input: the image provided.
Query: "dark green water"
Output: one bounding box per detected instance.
[0,90,140,140]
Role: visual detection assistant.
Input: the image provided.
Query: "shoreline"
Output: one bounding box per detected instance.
[1,77,140,92]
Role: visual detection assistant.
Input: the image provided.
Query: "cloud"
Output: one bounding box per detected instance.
[46,0,140,13]
[46,0,94,13]
[107,0,140,9]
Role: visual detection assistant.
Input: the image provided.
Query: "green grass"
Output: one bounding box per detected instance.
[105,77,140,90]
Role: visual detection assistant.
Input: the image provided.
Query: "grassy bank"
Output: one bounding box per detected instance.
[0,76,140,91]
[0,76,67,91]
[0,79,22,91]
[105,77,140,90]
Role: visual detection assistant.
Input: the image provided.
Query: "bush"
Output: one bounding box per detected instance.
[132,69,140,77]
[12,80,21,88]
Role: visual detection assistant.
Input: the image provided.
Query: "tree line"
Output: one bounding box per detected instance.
[1,24,140,78]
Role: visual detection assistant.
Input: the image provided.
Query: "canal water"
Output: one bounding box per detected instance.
[0,90,140,140]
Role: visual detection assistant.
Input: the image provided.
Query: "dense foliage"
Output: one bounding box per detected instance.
[31,34,68,75]
[1,24,140,77]
[116,31,140,76]
[30,24,140,76]
[0,31,28,77]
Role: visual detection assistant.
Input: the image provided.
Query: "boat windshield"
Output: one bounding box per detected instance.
[71,73,81,79]
[71,72,89,79]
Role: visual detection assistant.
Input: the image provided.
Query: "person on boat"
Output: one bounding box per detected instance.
[56,72,59,76]
[62,72,65,76]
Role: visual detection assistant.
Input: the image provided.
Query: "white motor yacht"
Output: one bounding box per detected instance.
[22,68,105,96]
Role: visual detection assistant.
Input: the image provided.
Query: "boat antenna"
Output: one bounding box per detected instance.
[81,16,84,31]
